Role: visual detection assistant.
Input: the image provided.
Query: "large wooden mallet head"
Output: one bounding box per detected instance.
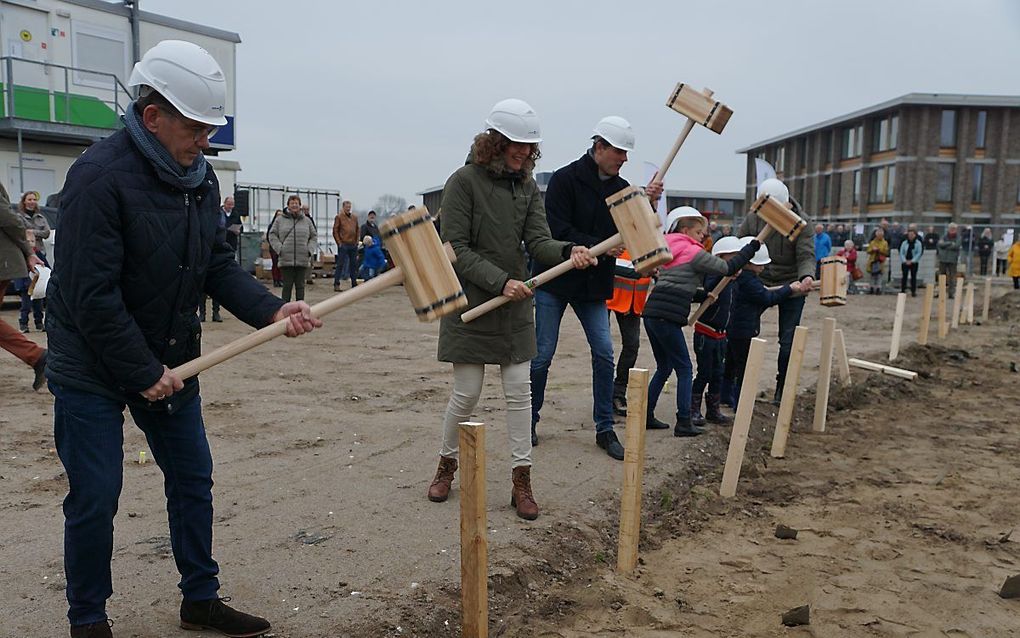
[605,187,671,273]
[380,206,467,322]
[750,193,806,241]
[666,83,733,134]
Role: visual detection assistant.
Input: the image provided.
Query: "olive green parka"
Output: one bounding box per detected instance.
[437,155,572,364]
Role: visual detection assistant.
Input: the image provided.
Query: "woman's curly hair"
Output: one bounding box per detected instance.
[471,130,540,176]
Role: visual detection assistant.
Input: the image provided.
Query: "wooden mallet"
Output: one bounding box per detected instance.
[173,207,466,380]
[688,193,806,324]
[461,84,733,324]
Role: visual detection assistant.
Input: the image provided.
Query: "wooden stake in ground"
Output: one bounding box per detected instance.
[982,277,992,323]
[813,318,837,433]
[458,422,487,638]
[771,327,809,459]
[951,277,964,329]
[889,292,907,361]
[964,283,975,325]
[937,274,948,339]
[617,368,650,573]
[834,328,852,386]
[720,338,767,497]
[918,282,935,345]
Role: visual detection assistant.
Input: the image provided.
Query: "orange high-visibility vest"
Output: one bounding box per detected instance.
[607,250,651,315]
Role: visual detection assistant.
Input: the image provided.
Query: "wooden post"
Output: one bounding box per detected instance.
[617,368,650,573]
[951,277,963,329]
[982,277,992,323]
[965,283,975,325]
[889,292,907,361]
[834,328,852,386]
[918,282,934,345]
[848,358,918,381]
[720,338,767,497]
[813,318,837,433]
[458,422,487,638]
[937,274,948,340]
[771,326,808,459]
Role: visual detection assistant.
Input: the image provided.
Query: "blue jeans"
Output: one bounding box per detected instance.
[334,244,358,287]
[643,317,693,423]
[530,290,615,435]
[775,295,806,394]
[51,383,220,626]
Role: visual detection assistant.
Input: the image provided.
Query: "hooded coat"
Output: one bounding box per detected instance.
[738,211,815,286]
[437,148,573,365]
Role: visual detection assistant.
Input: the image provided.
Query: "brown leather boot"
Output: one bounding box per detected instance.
[427,456,458,502]
[510,466,539,520]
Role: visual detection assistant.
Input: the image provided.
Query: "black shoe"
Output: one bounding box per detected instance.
[19,323,29,333]
[70,620,113,638]
[32,349,47,392]
[596,431,625,460]
[35,322,45,332]
[673,419,704,438]
[212,312,223,323]
[531,422,538,447]
[691,412,706,427]
[705,411,732,425]
[646,414,671,430]
[612,396,628,417]
[180,597,271,637]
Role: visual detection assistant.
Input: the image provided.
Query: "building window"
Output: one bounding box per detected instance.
[797,137,807,170]
[822,174,831,205]
[940,110,957,148]
[841,124,862,159]
[72,22,130,89]
[718,200,734,216]
[852,170,861,205]
[777,145,786,172]
[971,164,983,204]
[868,166,896,204]
[821,131,831,163]
[936,164,954,202]
[872,113,899,152]
[975,111,987,149]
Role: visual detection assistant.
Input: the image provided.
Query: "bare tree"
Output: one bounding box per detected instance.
[373,194,408,219]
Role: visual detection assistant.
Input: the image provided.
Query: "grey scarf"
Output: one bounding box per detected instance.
[123,101,208,190]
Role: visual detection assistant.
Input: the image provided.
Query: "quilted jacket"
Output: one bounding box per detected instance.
[46,128,284,411]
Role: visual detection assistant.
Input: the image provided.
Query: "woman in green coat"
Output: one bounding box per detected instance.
[427,99,595,520]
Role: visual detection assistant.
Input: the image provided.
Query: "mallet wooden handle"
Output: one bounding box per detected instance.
[173,267,406,380]
[688,225,772,324]
[651,88,714,185]
[460,233,624,323]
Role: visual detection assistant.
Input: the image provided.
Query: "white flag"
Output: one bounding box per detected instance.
[754,158,777,189]
[643,161,668,229]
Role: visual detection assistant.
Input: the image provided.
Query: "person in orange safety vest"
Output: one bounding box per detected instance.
[608,249,651,416]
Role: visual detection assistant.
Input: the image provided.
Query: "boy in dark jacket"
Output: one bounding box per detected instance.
[724,238,804,409]
[643,208,759,437]
[690,236,742,427]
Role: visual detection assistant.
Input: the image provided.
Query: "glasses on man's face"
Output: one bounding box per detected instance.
[158,107,219,143]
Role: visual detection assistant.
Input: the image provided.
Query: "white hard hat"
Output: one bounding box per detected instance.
[665,206,703,233]
[592,115,635,152]
[711,235,742,256]
[756,178,789,205]
[740,235,771,265]
[129,40,227,126]
[485,98,542,143]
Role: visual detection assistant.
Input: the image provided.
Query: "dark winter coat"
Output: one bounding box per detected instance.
[438,155,572,365]
[46,128,284,411]
[532,152,624,302]
[642,233,758,326]
[696,273,736,333]
[728,270,793,339]
[0,185,32,282]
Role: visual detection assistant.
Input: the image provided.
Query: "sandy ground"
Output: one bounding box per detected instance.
[2,277,1018,637]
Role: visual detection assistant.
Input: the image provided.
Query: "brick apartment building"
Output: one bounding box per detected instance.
[736,94,1020,228]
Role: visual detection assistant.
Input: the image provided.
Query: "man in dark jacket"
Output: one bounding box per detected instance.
[46,41,321,638]
[737,180,815,402]
[530,116,662,460]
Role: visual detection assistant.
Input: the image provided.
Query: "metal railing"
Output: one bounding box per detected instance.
[1,56,132,127]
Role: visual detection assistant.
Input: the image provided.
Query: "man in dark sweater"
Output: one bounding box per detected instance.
[530,116,662,460]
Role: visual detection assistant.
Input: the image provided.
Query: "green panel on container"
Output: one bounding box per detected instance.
[0,83,120,128]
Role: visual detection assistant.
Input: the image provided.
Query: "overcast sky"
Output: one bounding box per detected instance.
[142,0,1020,212]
